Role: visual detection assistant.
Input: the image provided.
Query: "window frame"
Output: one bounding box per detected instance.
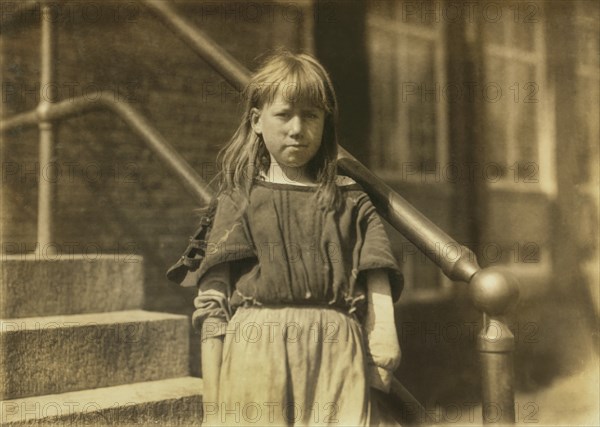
[366,11,449,184]
[481,5,555,195]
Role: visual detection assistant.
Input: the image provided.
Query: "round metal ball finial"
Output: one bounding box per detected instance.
[469,267,519,315]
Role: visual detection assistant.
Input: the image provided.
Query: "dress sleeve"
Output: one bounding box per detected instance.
[195,190,255,279]
[192,264,231,339]
[355,193,404,302]
[191,190,256,338]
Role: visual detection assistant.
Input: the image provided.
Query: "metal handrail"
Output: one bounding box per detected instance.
[0,0,519,424]
[0,0,38,29]
[143,0,250,92]
[1,93,213,204]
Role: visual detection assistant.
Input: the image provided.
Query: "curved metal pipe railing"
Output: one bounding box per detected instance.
[1,94,213,205]
[0,0,39,30]
[143,0,251,92]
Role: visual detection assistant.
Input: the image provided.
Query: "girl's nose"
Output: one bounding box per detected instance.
[288,115,302,136]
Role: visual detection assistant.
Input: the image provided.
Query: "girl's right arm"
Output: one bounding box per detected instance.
[201,323,224,405]
[195,263,232,407]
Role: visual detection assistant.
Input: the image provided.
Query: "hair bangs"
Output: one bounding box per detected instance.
[250,55,334,113]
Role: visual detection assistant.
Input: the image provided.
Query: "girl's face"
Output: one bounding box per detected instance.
[251,91,325,170]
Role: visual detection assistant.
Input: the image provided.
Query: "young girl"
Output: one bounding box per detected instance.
[184,52,402,426]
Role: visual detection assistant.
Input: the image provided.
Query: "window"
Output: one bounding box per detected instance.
[575,1,599,195]
[575,1,600,313]
[481,1,554,192]
[367,0,448,181]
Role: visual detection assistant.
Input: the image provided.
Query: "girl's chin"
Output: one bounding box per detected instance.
[276,158,310,169]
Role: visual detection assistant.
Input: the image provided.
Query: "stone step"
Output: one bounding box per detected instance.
[1,256,144,318]
[0,310,189,400]
[1,377,204,425]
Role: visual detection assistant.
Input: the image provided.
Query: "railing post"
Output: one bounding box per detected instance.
[469,267,520,424]
[37,1,58,254]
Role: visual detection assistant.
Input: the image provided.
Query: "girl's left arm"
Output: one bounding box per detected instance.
[364,269,402,393]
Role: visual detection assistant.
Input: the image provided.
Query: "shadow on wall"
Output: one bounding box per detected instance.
[396,286,599,408]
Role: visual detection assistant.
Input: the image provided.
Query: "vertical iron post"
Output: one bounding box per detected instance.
[37,2,57,254]
[479,315,516,423]
[469,267,520,424]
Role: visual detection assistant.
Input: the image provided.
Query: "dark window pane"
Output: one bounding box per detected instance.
[482,19,507,46]
[369,28,397,169]
[397,0,438,27]
[577,1,600,67]
[514,63,538,167]
[400,36,437,169]
[576,75,600,184]
[581,28,599,68]
[368,0,396,19]
[485,56,509,170]
[512,21,536,51]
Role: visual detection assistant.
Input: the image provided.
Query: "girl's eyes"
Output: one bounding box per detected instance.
[273,111,321,119]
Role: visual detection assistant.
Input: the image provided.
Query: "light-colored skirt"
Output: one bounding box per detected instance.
[206,305,371,426]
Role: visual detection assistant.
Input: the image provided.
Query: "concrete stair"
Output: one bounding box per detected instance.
[1,256,144,318]
[0,310,189,400]
[1,377,204,425]
[0,258,202,425]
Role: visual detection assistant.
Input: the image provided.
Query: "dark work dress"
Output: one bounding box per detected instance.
[193,179,403,426]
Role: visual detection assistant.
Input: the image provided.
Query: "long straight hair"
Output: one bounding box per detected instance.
[216,51,341,210]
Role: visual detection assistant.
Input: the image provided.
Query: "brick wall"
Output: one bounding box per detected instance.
[1,1,312,319]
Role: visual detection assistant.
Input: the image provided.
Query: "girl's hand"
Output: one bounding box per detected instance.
[364,269,402,393]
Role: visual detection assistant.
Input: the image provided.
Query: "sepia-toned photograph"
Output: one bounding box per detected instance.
[1,0,598,425]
